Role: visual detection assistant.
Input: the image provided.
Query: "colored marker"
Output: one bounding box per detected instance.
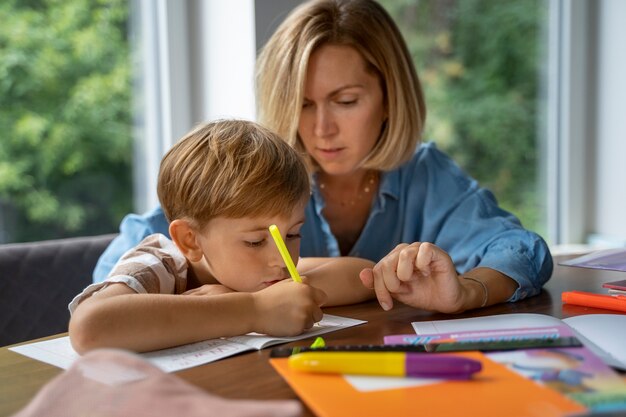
[288,352,482,379]
[269,224,302,283]
[310,337,326,348]
[270,337,582,358]
[562,291,626,313]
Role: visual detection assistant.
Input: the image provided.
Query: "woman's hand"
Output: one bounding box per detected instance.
[359,242,469,313]
[251,277,326,336]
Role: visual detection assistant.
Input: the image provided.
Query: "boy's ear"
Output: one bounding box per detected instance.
[169,219,203,262]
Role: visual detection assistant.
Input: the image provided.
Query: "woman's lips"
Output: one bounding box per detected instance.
[317,147,344,159]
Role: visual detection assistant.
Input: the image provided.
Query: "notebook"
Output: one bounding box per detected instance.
[9,314,365,372]
[409,313,626,370]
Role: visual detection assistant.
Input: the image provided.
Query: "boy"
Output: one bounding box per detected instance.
[69,120,374,354]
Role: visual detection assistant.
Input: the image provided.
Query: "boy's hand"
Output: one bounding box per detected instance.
[183,284,234,297]
[359,242,466,313]
[251,278,326,336]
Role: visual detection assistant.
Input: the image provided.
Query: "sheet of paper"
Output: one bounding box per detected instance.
[560,248,626,272]
[9,336,254,373]
[226,314,366,349]
[9,314,365,372]
[343,374,443,392]
[563,314,626,370]
[411,312,563,334]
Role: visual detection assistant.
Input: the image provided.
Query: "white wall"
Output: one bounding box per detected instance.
[134,0,256,212]
[197,1,256,122]
[589,0,626,245]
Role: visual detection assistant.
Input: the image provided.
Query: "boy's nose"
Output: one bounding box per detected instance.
[268,245,286,268]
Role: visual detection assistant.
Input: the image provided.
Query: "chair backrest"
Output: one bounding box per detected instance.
[0,234,117,347]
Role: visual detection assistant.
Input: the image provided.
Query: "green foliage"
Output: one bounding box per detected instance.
[380,0,546,235]
[0,0,132,242]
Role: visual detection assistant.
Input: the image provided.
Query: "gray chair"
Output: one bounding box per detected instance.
[0,234,116,347]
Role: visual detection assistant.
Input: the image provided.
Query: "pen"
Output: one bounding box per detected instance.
[562,290,626,313]
[269,224,302,283]
[288,352,482,379]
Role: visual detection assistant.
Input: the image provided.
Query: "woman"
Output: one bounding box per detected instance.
[95,0,552,313]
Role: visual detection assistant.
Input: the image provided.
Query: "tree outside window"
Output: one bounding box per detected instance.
[380,0,547,236]
[0,0,133,243]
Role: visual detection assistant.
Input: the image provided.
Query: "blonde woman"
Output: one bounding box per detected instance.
[95,0,552,314]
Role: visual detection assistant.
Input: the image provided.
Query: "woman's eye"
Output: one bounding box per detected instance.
[338,99,357,106]
[245,240,265,247]
[286,233,302,240]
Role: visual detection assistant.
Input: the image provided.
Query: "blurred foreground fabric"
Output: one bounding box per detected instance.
[12,349,301,417]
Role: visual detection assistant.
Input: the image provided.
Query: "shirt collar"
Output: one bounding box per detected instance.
[379,169,400,201]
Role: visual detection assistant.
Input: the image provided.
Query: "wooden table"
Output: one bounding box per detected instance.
[1,257,625,416]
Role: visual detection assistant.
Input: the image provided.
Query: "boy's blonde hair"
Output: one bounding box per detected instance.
[256,0,426,172]
[157,119,310,229]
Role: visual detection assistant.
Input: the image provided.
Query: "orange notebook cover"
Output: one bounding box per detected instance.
[270,351,585,417]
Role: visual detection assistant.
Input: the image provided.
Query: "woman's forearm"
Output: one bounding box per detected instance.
[459,267,518,311]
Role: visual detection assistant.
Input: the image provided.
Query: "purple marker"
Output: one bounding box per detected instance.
[288,352,482,379]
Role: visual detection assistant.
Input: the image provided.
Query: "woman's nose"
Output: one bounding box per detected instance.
[314,106,336,138]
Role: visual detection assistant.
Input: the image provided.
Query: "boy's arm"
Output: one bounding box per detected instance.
[69,281,325,354]
[297,257,375,306]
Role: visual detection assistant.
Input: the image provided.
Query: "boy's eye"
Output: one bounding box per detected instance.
[286,233,302,240]
[245,240,265,247]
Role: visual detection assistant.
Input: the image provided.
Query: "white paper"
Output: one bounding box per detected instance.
[562,314,626,370]
[9,314,365,372]
[227,314,365,350]
[559,248,626,271]
[343,374,442,392]
[411,313,563,334]
[412,312,626,370]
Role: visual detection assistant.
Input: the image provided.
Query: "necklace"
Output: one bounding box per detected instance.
[318,171,378,207]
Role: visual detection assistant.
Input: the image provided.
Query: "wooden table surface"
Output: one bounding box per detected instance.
[1,257,625,416]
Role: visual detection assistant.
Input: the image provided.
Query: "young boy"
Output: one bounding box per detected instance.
[69,120,374,354]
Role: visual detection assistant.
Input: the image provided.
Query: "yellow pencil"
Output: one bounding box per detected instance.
[269,224,302,283]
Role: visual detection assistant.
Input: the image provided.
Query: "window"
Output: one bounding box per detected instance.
[379,0,549,238]
[5,0,618,247]
[0,0,133,243]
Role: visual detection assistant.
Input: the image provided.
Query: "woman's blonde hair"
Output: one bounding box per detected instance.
[256,0,426,171]
[157,119,310,229]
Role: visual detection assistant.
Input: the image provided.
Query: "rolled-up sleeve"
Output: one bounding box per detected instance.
[414,144,552,301]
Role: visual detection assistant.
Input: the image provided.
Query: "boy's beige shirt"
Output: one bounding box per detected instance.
[69,234,188,313]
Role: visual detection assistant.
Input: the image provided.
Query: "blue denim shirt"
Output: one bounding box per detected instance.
[93,142,552,301]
